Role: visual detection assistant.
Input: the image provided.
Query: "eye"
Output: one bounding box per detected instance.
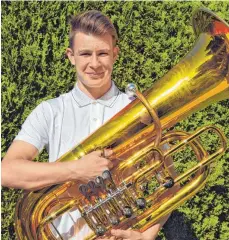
[99,52,108,56]
[80,52,91,56]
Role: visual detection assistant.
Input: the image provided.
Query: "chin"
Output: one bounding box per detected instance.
[84,78,110,89]
[84,80,103,88]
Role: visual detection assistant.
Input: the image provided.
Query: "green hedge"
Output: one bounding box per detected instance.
[2,1,229,240]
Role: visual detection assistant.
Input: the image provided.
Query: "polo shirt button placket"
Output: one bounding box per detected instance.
[90,101,102,133]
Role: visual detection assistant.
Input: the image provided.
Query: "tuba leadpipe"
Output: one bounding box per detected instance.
[15,8,229,240]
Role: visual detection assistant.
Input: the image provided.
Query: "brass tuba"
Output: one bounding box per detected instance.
[15,8,229,240]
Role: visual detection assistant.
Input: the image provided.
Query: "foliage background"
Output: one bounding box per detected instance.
[1,1,229,240]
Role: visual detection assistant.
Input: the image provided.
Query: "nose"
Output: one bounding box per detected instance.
[90,54,101,68]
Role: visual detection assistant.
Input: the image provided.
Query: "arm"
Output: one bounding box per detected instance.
[108,213,169,240]
[1,140,112,191]
[141,215,169,240]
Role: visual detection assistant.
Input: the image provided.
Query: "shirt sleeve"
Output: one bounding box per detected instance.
[14,102,51,152]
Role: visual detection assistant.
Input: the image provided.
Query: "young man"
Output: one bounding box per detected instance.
[2,10,169,240]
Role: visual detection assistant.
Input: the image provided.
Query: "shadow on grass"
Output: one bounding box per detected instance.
[156,210,198,240]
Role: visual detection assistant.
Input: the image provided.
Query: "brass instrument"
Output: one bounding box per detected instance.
[15,8,229,240]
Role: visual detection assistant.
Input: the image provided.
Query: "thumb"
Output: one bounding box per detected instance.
[111,229,130,238]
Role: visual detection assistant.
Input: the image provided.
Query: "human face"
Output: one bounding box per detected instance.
[66,32,119,97]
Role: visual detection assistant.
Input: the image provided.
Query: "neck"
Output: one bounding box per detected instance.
[77,81,112,99]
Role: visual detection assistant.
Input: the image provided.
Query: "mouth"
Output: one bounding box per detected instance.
[86,72,105,79]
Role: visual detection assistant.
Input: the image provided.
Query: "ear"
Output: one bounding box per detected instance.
[113,46,120,62]
[66,48,75,65]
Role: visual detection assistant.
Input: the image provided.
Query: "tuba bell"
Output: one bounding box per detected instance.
[15,8,229,240]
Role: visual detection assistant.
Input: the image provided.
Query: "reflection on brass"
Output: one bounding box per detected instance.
[14,8,229,240]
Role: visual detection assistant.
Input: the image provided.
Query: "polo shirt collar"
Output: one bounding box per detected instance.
[72,81,120,107]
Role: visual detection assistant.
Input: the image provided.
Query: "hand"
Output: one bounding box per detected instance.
[67,150,113,182]
[110,229,144,240]
[98,229,157,240]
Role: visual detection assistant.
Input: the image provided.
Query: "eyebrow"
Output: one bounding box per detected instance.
[78,48,110,53]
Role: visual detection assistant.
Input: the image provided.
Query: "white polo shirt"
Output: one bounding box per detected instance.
[15,81,132,162]
[15,81,132,239]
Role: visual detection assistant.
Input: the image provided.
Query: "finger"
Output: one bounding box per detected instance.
[97,236,115,240]
[104,148,113,157]
[109,237,116,240]
[111,229,130,239]
[93,150,103,156]
[100,157,114,169]
[108,159,114,169]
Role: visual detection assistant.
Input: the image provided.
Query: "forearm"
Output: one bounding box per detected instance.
[142,214,170,240]
[1,158,74,191]
[2,141,112,191]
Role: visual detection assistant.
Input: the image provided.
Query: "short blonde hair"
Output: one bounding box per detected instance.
[69,10,118,49]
